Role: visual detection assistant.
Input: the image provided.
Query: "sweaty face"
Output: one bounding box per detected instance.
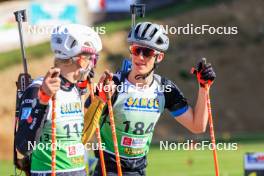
[129,45,159,74]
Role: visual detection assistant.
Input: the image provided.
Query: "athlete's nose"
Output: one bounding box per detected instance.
[138,52,145,61]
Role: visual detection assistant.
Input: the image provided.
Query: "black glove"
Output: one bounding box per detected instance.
[192,58,216,87]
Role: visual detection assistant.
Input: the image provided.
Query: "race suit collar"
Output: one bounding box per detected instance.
[60,75,75,91]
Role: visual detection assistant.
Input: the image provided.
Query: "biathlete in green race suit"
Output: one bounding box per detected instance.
[90,22,216,176]
[15,24,103,176]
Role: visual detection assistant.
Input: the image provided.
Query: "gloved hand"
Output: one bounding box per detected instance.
[191,58,216,88]
[96,70,115,102]
[38,68,61,104]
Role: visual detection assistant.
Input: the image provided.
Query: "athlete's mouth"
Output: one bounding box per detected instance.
[135,62,146,67]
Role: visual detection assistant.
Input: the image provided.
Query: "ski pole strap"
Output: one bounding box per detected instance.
[77,80,88,89]
[38,88,51,104]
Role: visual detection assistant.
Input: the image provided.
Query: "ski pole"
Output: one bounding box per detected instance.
[205,83,219,176]
[191,58,219,176]
[51,72,59,176]
[87,78,107,176]
[105,73,122,176]
[51,95,56,176]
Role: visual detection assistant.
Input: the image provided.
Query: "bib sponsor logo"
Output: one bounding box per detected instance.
[67,143,84,157]
[124,97,160,112]
[61,102,82,115]
[122,136,133,146]
[22,99,34,104]
[68,146,76,156]
[71,156,84,164]
[121,136,148,148]
[124,147,145,155]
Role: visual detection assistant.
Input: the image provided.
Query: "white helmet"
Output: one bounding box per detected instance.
[51,24,102,59]
[127,22,169,52]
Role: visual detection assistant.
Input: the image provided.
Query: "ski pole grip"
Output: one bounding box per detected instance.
[104,72,113,100]
[104,72,113,85]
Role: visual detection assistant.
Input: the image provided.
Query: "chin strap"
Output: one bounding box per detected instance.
[135,56,158,80]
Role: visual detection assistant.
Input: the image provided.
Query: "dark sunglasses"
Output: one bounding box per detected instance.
[129,45,159,58]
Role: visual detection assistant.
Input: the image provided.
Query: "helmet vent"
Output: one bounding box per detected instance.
[156,37,163,45]
[150,28,158,38]
[135,25,140,36]
[142,23,151,37]
[56,37,62,44]
[70,40,77,48]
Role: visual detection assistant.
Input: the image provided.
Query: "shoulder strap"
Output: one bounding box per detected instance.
[153,74,166,88]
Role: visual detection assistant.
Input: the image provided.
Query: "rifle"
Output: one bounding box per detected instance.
[13,9,32,176]
[130,3,145,28]
[118,3,145,73]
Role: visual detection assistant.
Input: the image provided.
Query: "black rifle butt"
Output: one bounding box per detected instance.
[14,9,27,22]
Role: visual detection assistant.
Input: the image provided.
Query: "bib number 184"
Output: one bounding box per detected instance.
[123,121,154,135]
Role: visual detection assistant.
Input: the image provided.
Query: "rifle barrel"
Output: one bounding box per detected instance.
[14,10,28,74]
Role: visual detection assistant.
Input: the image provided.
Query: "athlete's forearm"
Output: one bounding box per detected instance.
[191,58,216,133]
[193,87,209,133]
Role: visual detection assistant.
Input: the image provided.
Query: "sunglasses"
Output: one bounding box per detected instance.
[73,54,99,67]
[129,45,159,58]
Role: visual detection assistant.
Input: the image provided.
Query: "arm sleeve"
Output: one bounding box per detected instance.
[163,77,189,118]
[15,85,48,156]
